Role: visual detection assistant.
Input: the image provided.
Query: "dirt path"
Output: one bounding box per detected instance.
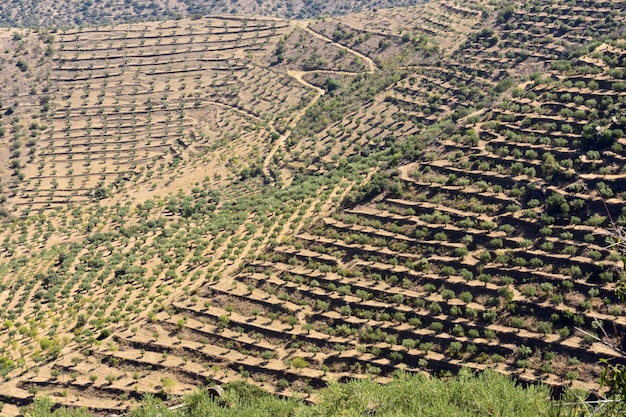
[263,70,325,180]
[262,21,378,181]
[396,162,418,183]
[302,22,378,73]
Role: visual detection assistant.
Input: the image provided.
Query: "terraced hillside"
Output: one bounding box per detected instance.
[0,0,421,28]
[0,0,625,415]
[224,0,626,398]
[1,17,329,212]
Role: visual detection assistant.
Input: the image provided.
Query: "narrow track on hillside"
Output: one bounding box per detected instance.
[262,70,326,181]
[262,21,378,183]
[302,22,378,73]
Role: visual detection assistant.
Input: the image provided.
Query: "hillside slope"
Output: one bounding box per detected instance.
[0,0,421,28]
[0,0,624,415]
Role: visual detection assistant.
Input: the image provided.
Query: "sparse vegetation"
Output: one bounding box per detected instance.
[0,0,624,415]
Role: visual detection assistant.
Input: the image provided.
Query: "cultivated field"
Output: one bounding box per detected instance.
[0,0,625,415]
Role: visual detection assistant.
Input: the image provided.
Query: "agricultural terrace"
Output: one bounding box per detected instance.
[0,0,624,415]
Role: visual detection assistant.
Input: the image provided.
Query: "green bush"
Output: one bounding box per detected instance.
[48,369,608,417]
[290,357,309,368]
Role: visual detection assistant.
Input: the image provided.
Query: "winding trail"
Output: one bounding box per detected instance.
[302,21,378,73]
[262,21,378,181]
[262,70,325,179]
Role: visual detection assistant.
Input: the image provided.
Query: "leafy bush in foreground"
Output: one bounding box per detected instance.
[313,369,550,417]
[25,369,626,417]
